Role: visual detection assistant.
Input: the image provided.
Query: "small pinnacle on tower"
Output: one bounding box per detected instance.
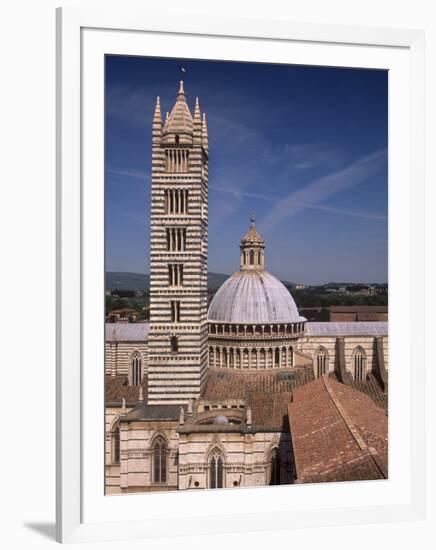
[153,96,162,123]
[202,113,208,149]
[178,80,185,96]
[194,97,201,120]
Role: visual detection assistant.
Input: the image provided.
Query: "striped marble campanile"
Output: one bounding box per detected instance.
[147,82,209,404]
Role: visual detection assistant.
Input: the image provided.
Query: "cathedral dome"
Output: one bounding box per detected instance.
[208,216,305,325]
[208,270,304,324]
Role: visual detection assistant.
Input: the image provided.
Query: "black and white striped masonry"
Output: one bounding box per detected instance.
[147,82,209,404]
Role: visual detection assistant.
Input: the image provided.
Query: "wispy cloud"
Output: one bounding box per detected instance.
[211,181,386,222]
[209,183,276,202]
[286,200,387,220]
[106,168,149,181]
[258,149,387,233]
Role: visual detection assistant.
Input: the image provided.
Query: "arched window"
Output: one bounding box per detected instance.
[152,436,167,484]
[112,427,120,464]
[261,348,266,368]
[249,249,254,265]
[170,335,178,353]
[315,347,328,378]
[275,348,280,367]
[130,351,142,386]
[269,448,281,485]
[353,347,367,381]
[209,450,224,489]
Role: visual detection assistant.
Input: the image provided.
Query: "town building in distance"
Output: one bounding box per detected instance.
[105,83,388,493]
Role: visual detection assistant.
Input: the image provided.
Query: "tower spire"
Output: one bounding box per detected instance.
[162,81,193,144]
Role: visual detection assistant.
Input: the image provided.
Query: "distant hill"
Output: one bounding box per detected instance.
[208,272,230,290]
[106,272,150,291]
[106,271,230,291]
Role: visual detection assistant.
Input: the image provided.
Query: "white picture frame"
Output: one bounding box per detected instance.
[56,6,426,544]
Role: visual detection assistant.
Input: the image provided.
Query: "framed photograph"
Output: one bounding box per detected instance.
[56,6,425,543]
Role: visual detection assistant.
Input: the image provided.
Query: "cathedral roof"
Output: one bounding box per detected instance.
[289,376,388,483]
[208,270,305,324]
[203,368,314,400]
[162,81,193,137]
[305,321,388,337]
[105,374,147,405]
[200,368,314,430]
[105,322,149,342]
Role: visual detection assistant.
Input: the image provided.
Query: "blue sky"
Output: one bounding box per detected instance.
[105,55,388,284]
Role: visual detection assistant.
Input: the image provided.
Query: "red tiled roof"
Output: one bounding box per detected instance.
[247,391,293,430]
[203,368,314,400]
[201,368,314,429]
[105,374,147,404]
[329,372,388,410]
[288,376,388,483]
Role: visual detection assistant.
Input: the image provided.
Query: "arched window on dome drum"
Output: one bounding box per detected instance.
[249,249,254,265]
[209,451,224,489]
[130,351,142,386]
[275,348,280,367]
[315,347,328,378]
[289,346,294,367]
[353,347,367,381]
[152,436,167,484]
[269,448,281,485]
[261,349,266,368]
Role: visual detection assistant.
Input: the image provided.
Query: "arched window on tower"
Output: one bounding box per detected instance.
[130,351,142,386]
[170,335,178,353]
[249,249,254,265]
[315,347,328,378]
[353,347,367,381]
[209,450,224,489]
[152,436,167,484]
[268,448,281,485]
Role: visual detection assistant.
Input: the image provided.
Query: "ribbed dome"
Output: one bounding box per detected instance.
[208,271,305,324]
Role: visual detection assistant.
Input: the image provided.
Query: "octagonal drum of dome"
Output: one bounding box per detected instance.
[208,270,306,324]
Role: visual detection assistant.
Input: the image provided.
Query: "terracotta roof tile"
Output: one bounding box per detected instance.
[288,376,388,483]
[105,374,147,405]
[203,368,314,400]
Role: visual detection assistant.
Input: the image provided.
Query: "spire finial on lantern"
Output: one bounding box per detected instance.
[250,212,256,227]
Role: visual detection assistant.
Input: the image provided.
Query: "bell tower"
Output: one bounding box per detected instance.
[147,82,209,404]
